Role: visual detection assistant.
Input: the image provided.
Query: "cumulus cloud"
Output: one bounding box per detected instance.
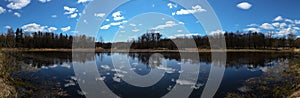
[132,28,139,32]
[61,26,71,32]
[153,21,178,29]
[168,33,201,39]
[247,23,258,27]
[244,27,260,32]
[295,20,300,25]
[14,12,21,17]
[64,6,77,15]
[70,13,78,18]
[178,22,184,25]
[22,23,47,32]
[112,11,125,21]
[4,26,11,29]
[273,16,283,21]
[64,6,78,18]
[236,2,252,10]
[119,25,125,29]
[51,15,57,18]
[279,23,287,28]
[77,0,92,4]
[100,24,111,30]
[285,19,294,23]
[129,23,137,27]
[167,3,177,9]
[94,13,106,18]
[110,20,128,26]
[7,0,31,10]
[277,27,297,36]
[176,79,195,86]
[0,6,6,14]
[48,27,57,32]
[39,0,51,3]
[174,5,206,15]
[100,20,128,30]
[272,22,280,27]
[260,23,274,30]
[209,30,225,35]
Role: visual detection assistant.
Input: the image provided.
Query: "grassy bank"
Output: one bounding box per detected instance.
[226,59,300,98]
[0,51,17,97]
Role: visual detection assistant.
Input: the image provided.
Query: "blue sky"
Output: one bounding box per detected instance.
[0,0,300,42]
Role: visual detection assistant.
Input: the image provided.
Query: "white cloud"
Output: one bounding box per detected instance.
[100,20,127,30]
[83,19,88,24]
[176,79,195,86]
[7,0,31,10]
[244,27,260,32]
[112,11,125,21]
[77,0,92,4]
[22,23,47,32]
[174,5,206,15]
[70,13,78,18]
[129,23,136,27]
[4,26,11,29]
[119,25,125,29]
[132,28,139,32]
[168,33,201,39]
[153,21,178,29]
[171,12,175,16]
[39,0,50,3]
[0,6,6,14]
[48,27,57,32]
[51,15,57,18]
[272,22,280,27]
[64,6,77,15]
[209,30,224,35]
[279,23,287,28]
[94,13,105,18]
[110,20,128,26]
[247,23,258,27]
[61,26,71,32]
[177,30,183,32]
[14,12,21,17]
[273,16,283,21]
[167,3,177,9]
[277,27,297,36]
[295,20,300,25]
[285,19,294,23]
[260,23,274,30]
[178,22,184,25]
[100,24,111,30]
[106,19,110,21]
[293,27,300,30]
[236,2,252,10]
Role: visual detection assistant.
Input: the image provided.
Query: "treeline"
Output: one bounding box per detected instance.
[0,28,94,48]
[1,28,300,49]
[97,31,300,49]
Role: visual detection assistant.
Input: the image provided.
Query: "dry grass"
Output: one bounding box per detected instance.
[0,51,17,97]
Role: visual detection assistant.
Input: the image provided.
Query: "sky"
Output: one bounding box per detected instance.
[0,0,300,42]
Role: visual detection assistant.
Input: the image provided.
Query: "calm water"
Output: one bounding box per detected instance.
[10,52,297,98]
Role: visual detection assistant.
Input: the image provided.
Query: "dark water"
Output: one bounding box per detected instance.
[10,52,297,98]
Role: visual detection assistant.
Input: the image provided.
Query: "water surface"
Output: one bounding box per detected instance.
[11,52,297,97]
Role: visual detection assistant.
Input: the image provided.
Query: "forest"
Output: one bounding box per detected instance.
[97,30,300,49]
[1,28,300,49]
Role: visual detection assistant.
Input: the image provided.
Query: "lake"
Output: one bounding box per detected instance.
[9,52,298,98]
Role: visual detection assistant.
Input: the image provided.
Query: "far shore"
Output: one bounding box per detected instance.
[2,48,300,53]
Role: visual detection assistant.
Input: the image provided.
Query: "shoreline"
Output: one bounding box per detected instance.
[2,48,300,53]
